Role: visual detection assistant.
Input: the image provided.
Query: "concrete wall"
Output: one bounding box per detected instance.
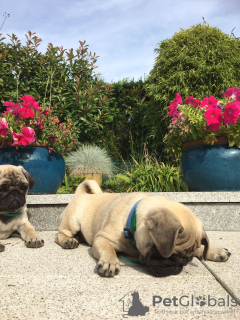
[26,192,240,231]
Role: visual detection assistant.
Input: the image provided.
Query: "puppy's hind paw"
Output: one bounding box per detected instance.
[25,238,44,248]
[96,259,120,277]
[0,243,5,252]
[207,248,231,262]
[216,248,231,262]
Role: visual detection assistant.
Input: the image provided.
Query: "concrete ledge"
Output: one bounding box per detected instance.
[26,194,75,204]
[26,192,240,231]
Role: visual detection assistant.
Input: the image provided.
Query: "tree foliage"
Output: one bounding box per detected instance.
[99,78,151,160]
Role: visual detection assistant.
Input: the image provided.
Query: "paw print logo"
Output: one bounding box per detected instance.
[196,296,206,307]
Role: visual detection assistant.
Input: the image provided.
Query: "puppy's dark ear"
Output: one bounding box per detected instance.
[19,166,36,189]
[145,210,182,258]
[201,228,209,260]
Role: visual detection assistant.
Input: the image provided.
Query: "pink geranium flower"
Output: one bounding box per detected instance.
[208,123,221,131]
[12,127,36,146]
[201,96,219,109]
[223,102,240,125]
[3,102,22,117]
[167,93,182,116]
[36,117,43,129]
[20,95,40,111]
[21,107,35,118]
[185,96,201,108]
[0,118,9,135]
[41,107,51,116]
[204,107,223,131]
[223,87,240,102]
[3,101,17,109]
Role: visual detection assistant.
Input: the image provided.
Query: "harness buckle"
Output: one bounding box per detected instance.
[124,228,132,238]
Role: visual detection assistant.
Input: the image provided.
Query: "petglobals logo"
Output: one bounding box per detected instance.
[152,294,238,308]
[119,292,238,317]
[119,291,150,318]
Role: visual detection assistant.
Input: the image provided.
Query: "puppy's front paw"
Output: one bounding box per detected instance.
[0,243,5,252]
[96,258,120,277]
[25,238,44,248]
[63,238,79,249]
[207,248,231,262]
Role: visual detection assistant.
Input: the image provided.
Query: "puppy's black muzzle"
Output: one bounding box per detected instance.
[140,246,194,277]
[0,190,26,211]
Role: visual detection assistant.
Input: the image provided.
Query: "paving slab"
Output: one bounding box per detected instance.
[198,231,240,300]
[0,231,239,320]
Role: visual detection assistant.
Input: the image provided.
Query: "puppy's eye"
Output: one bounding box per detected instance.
[19,182,29,190]
[0,184,9,192]
[179,227,183,233]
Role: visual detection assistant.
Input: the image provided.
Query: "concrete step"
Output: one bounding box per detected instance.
[26,192,240,231]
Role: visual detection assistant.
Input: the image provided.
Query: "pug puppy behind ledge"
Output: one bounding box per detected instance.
[0,164,44,252]
[55,180,231,277]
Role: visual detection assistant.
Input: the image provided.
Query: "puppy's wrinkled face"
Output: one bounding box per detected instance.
[139,242,198,277]
[0,165,35,213]
[136,208,209,277]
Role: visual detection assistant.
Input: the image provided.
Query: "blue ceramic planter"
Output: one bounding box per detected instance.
[0,147,65,194]
[181,143,240,191]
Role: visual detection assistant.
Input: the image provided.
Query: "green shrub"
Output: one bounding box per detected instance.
[102,151,188,193]
[57,175,85,194]
[129,161,188,192]
[99,78,151,160]
[102,173,131,193]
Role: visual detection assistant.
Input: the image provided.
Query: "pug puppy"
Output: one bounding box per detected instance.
[55,180,230,277]
[0,165,44,252]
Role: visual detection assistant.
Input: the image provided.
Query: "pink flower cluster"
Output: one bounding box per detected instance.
[12,127,36,146]
[167,87,240,131]
[0,94,78,154]
[0,117,9,135]
[0,95,41,146]
[4,95,40,119]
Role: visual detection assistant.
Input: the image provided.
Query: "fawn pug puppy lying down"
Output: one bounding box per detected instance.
[0,165,44,252]
[55,180,230,277]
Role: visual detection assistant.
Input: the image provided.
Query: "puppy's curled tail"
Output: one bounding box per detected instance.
[75,179,103,196]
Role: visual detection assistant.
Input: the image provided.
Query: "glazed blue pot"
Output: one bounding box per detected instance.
[181,143,240,191]
[0,146,65,194]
